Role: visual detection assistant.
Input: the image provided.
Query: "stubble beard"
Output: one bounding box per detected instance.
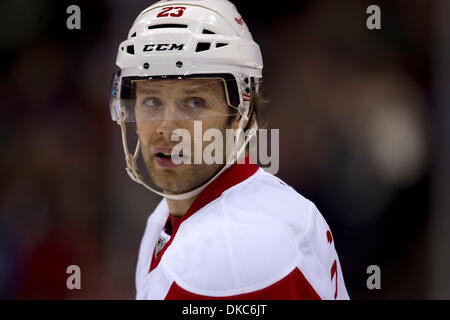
[145,157,224,194]
[141,141,226,195]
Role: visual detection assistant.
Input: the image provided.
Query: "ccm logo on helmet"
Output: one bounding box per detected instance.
[143,43,185,52]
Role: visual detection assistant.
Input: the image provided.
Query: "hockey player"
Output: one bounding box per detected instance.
[109,0,349,299]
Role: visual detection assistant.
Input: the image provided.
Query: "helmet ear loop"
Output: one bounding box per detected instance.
[117,107,143,183]
[233,78,259,163]
[233,113,259,164]
[231,98,251,162]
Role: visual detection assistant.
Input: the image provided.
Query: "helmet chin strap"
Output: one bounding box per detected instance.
[117,108,258,201]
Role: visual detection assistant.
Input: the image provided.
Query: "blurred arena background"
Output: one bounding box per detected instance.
[0,0,448,299]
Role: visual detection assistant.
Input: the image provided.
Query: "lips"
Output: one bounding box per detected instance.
[153,147,176,155]
[152,147,185,168]
[153,147,184,157]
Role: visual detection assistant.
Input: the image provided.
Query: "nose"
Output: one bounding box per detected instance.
[156,103,181,140]
[156,120,176,139]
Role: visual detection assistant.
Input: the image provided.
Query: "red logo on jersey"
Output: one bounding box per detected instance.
[235,17,244,26]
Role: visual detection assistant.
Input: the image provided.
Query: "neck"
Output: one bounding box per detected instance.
[165,194,197,217]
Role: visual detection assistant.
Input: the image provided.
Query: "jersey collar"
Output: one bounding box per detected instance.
[182,156,259,223]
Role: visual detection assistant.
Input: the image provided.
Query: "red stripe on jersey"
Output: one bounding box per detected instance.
[164,267,321,300]
[149,156,259,273]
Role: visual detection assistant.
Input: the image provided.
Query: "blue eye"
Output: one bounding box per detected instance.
[144,97,162,107]
[185,97,206,108]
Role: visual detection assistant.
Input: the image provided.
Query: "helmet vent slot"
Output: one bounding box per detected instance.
[130,32,136,38]
[216,43,229,48]
[126,45,135,55]
[202,29,215,34]
[148,24,188,30]
[196,42,211,52]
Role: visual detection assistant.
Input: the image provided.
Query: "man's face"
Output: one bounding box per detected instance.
[135,78,237,194]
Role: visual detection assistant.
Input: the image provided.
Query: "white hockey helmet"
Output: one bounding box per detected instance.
[110,0,264,199]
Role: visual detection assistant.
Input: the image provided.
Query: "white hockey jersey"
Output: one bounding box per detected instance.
[135,160,349,299]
